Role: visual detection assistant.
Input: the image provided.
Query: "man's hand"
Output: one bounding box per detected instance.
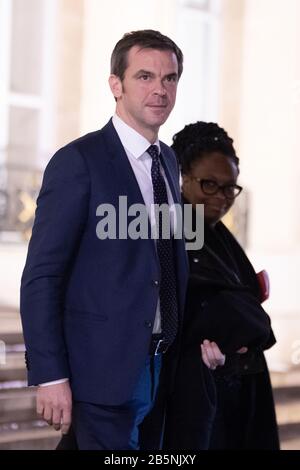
[200,339,226,370]
[36,381,72,434]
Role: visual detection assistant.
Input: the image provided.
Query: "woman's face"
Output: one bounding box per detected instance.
[182,152,239,225]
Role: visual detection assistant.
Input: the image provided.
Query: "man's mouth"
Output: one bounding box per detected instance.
[147,104,167,108]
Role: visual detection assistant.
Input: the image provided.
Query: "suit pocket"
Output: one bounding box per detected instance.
[64,307,108,322]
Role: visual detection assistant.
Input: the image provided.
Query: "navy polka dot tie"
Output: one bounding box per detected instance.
[147,145,178,345]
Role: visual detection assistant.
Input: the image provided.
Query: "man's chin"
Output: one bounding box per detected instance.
[147,108,171,123]
[146,115,169,128]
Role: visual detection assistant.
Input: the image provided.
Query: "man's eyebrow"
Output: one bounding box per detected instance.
[133,70,178,79]
[133,69,155,77]
[164,73,178,80]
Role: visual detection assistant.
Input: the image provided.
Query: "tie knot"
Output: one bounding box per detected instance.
[147,145,159,160]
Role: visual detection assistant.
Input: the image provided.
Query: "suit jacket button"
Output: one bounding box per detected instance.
[201,301,208,308]
[144,321,153,328]
[152,280,159,287]
[193,257,199,263]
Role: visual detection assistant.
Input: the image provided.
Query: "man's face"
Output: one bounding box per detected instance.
[109,46,179,140]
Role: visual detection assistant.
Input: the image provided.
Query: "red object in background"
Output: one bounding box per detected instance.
[256,270,270,303]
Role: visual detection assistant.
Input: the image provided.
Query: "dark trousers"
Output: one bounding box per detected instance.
[69,354,162,450]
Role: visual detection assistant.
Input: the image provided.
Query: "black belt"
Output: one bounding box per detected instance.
[149,334,169,356]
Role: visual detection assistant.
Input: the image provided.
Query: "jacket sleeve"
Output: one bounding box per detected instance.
[20,145,90,385]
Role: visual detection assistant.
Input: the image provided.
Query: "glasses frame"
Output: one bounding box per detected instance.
[191,177,243,199]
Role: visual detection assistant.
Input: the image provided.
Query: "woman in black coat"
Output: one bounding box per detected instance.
[162,121,279,450]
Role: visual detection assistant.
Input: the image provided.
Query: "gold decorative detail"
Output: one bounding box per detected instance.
[18,191,36,223]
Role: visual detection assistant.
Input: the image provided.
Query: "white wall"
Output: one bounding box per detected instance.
[240,0,300,251]
[239,0,300,369]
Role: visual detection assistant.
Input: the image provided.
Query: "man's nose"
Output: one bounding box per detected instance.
[153,80,167,96]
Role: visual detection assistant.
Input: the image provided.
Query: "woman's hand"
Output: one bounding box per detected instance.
[200,339,226,370]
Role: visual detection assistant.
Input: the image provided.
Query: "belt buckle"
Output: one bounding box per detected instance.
[154,338,168,355]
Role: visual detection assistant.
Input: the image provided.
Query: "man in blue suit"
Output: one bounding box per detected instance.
[20,30,188,450]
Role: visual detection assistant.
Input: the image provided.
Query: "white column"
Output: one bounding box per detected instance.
[38,0,58,167]
[0,0,12,164]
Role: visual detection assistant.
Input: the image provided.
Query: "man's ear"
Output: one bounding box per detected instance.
[109,74,122,99]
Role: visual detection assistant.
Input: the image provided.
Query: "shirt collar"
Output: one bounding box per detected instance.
[112,114,160,159]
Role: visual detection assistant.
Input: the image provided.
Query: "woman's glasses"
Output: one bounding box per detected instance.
[191,177,243,199]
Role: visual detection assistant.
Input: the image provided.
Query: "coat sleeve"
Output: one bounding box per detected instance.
[20,145,90,385]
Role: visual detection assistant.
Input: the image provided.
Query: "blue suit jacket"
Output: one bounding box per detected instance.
[20,119,188,405]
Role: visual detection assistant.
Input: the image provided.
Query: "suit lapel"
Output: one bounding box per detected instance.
[101,120,157,253]
[101,119,147,208]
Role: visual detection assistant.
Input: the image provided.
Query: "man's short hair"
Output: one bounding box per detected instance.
[111,29,183,81]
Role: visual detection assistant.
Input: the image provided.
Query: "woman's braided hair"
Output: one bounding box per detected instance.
[171,121,239,174]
